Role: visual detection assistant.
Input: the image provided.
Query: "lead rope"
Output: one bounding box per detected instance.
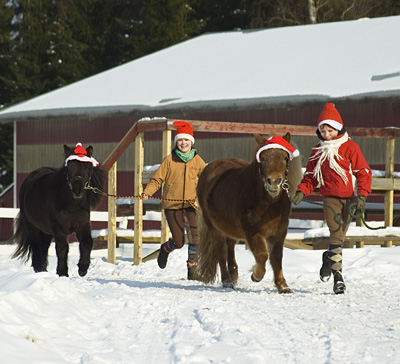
[289,196,386,231]
[84,183,198,210]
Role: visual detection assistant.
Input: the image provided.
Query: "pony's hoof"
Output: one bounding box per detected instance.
[251,273,262,282]
[222,282,235,289]
[278,286,292,294]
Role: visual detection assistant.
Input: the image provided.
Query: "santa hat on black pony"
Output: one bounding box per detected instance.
[256,136,299,162]
[171,121,195,145]
[65,143,99,167]
[317,103,344,131]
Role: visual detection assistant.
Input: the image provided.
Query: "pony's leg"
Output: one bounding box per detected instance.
[76,223,93,277]
[267,239,291,294]
[216,237,234,288]
[247,235,269,283]
[37,232,52,270]
[26,226,51,273]
[53,233,70,277]
[226,238,238,285]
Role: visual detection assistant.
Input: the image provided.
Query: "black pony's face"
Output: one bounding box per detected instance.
[66,160,93,199]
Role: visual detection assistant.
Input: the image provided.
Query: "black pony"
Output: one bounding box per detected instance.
[12,143,105,277]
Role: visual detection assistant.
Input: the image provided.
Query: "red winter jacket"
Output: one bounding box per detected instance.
[297,136,372,198]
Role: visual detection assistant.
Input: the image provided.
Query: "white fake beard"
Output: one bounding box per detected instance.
[310,132,349,186]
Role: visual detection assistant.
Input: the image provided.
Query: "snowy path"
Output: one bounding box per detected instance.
[0,244,399,364]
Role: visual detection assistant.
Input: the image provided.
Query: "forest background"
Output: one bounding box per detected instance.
[1,0,400,192]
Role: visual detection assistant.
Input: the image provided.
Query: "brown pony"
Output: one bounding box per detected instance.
[195,133,303,293]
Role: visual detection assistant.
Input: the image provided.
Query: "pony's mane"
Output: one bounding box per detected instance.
[88,165,106,207]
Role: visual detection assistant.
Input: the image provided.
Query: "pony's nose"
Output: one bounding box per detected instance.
[69,176,86,198]
[266,177,282,187]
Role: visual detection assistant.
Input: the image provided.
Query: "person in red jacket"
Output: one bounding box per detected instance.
[293,103,372,294]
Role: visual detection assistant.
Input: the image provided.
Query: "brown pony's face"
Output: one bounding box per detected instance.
[254,133,290,198]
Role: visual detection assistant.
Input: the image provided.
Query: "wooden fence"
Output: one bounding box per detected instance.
[101,118,400,265]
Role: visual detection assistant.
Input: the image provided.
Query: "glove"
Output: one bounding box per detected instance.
[355,195,366,214]
[292,191,304,205]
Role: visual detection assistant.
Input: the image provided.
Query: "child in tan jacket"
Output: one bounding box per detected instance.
[142,121,206,279]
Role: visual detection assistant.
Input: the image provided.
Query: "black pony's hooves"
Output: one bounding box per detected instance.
[251,273,261,282]
[78,270,87,277]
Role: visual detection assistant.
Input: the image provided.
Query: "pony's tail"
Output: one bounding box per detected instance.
[10,213,31,261]
[195,208,220,284]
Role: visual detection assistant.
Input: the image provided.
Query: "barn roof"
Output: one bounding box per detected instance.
[1,15,400,122]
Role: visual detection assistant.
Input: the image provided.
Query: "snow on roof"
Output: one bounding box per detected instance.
[1,16,400,122]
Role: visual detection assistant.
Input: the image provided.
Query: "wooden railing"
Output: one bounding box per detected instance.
[102,118,400,264]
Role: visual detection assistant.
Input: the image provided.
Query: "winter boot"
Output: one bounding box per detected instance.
[333,272,346,294]
[319,251,332,282]
[157,240,174,269]
[329,243,346,294]
[187,243,199,280]
[187,258,197,280]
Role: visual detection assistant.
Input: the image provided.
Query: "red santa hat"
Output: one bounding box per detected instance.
[318,103,344,131]
[64,143,99,167]
[256,136,299,162]
[172,121,195,145]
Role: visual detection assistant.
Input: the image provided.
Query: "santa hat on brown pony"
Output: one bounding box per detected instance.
[256,136,299,162]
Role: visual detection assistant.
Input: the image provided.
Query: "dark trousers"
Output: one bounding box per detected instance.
[164,207,199,250]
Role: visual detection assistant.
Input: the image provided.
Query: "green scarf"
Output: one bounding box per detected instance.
[175,148,196,163]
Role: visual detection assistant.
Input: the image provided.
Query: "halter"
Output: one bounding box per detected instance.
[258,156,290,196]
[65,160,93,194]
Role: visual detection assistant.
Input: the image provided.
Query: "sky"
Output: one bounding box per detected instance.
[1,241,400,364]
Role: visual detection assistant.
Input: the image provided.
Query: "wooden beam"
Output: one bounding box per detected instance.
[107,162,117,264]
[165,119,400,138]
[160,129,171,245]
[134,132,144,265]
[384,138,395,247]
[167,119,317,136]
[371,177,400,190]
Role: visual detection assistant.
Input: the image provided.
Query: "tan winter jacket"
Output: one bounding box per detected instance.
[143,150,206,209]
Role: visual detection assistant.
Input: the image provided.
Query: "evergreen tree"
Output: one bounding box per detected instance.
[0,3,15,108]
[190,0,251,33]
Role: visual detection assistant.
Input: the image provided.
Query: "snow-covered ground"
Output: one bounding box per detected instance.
[1,242,399,364]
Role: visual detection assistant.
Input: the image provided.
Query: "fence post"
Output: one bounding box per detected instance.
[161,129,171,245]
[134,132,144,265]
[383,137,395,247]
[107,162,117,263]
